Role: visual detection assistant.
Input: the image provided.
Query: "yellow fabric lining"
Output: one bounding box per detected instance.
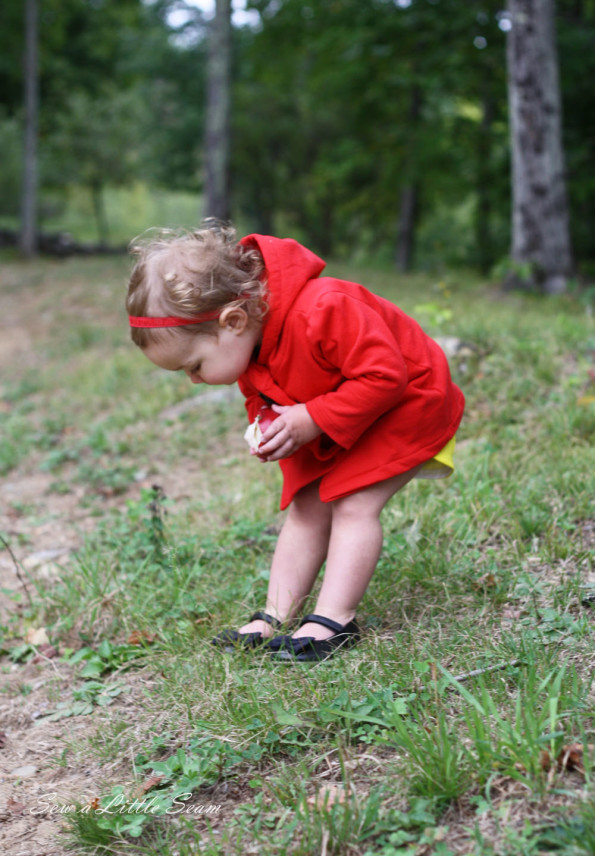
[416,435,456,480]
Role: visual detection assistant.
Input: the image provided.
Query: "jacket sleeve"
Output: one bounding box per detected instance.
[304,292,409,448]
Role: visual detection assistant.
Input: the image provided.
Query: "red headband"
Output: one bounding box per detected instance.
[129,291,255,328]
[129,309,221,328]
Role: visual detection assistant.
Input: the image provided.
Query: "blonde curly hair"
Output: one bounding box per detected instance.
[126,221,267,347]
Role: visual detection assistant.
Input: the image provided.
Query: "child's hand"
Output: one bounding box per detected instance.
[257,404,322,461]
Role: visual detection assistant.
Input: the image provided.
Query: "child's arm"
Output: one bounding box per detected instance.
[257,291,416,462]
[302,291,411,449]
[238,376,321,462]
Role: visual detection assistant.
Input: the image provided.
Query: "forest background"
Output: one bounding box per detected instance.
[1,0,594,281]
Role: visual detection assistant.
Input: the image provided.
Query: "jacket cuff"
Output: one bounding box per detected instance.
[305,399,359,449]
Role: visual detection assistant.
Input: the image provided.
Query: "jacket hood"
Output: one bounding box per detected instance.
[240,234,326,364]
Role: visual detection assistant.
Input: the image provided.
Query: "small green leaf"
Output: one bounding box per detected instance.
[80,660,105,678]
[97,639,112,659]
[271,703,305,726]
[68,647,94,665]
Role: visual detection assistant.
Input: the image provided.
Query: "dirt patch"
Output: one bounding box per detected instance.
[0,328,35,368]
[0,658,160,855]
[0,456,218,594]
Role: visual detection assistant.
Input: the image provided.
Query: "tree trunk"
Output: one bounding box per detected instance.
[395,86,422,272]
[91,183,110,247]
[204,0,232,222]
[506,0,573,293]
[20,0,39,258]
[396,185,419,273]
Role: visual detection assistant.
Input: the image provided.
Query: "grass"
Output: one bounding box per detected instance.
[0,252,594,854]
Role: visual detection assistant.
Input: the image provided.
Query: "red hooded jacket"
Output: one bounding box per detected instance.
[237,235,465,510]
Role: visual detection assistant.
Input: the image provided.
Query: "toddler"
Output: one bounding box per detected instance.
[126,223,464,663]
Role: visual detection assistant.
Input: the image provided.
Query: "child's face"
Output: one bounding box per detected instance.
[144,312,261,386]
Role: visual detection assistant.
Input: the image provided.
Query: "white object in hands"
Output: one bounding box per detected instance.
[244,418,264,452]
[243,406,280,454]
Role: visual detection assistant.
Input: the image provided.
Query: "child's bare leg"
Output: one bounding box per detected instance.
[238,480,332,638]
[295,466,422,641]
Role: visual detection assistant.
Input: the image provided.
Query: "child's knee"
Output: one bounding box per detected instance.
[331,492,380,525]
[291,481,331,524]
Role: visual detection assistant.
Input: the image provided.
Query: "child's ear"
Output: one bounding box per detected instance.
[219,306,249,334]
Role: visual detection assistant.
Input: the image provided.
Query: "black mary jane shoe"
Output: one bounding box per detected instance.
[265,613,360,663]
[211,611,282,653]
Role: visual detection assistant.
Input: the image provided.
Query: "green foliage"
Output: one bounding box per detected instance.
[0,110,21,217]
[0,0,151,114]
[42,681,128,722]
[557,0,595,270]
[1,0,593,270]
[44,88,144,189]
[65,639,152,678]
[42,86,147,243]
[64,732,257,844]
[361,799,446,855]
[233,0,510,265]
[537,793,595,854]
[8,641,38,664]
[0,0,204,241]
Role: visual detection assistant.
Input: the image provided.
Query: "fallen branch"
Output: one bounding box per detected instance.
[0,534,33,609]
[418,658,522,693]
[448,659,522,684]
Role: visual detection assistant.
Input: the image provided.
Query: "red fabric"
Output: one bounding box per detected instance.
[238,235,465,510]
[129,311,221,327]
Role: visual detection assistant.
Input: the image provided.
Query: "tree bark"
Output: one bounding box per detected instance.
[395,86,422,272]
[204,0,232,222]
[91,183,110,247]
[396,184,419,273]
[506,0,573,293]
[20,0,39,258]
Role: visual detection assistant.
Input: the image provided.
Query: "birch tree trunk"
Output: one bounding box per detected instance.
[506,0,572,293]
[204,0,231,221]
[20,0,39,257]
